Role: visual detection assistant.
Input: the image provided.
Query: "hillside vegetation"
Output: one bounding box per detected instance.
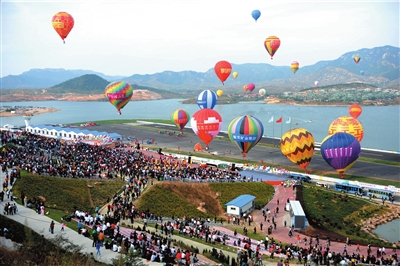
[136,181,274,218]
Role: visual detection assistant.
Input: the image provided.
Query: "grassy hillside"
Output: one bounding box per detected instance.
[12,172,125,212]
[299,184,390,246]
[136,182,275,218]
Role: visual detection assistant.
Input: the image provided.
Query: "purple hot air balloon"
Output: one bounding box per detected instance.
[320,132,361,179]
[246,83,256,92]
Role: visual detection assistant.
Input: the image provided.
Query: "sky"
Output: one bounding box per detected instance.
[1,0,399,78]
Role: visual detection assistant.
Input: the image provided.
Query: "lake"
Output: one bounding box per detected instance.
[1,100,399,152]
[372,219,400,243]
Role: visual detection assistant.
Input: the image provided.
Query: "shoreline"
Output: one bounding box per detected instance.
[0,107,60,117]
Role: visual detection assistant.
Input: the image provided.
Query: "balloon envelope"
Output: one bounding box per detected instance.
[52,12,74,42]
[328,116,364,142]
[291,61,299,74]
[360,70,364,76]
[264,36,281,59]
[171,109,190,131]
[197,90,218,109]
[348,104,362,119]
[251,10,261,21]
[214,61,232,85]
[233,72,238,79]
[353,54,361,64]
[104,81,133,114]
[314,81,319,87]
[320,132,361,177]
[191,108,222,147]
[228,115,264,156]
[258,89,266,97]
[245,83,255,92]
[216,90,223,97]
[280,128,315,172]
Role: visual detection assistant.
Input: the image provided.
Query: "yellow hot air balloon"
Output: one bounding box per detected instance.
[216,90,223,97]
[233,72,238,79]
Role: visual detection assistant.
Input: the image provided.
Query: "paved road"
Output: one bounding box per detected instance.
[92,122,400,182]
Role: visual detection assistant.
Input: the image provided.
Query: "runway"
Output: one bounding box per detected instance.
[91,122,400,182]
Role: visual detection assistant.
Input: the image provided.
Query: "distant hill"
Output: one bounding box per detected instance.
[1,45,399,92]
[0,68,125,89]
[49,74,181,98]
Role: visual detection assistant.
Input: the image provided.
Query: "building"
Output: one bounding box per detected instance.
[287,200,306,230]
[225,194,256,217]
[25,124,121,144]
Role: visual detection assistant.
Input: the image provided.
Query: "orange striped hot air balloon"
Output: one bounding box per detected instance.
[280,128,315,173]
[348,103,362,119]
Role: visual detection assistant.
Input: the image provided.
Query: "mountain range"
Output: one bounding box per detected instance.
[1,45,399,92]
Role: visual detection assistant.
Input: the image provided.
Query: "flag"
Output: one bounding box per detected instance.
[286,117,291,124]
[276,117,282,123]
[268,116,274,123]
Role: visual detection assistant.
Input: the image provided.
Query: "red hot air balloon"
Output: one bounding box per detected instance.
[52,12,74,43]
[348,104,362,119]
[214,61,232,85]
[190,108,222,148]
[264,36,281,59]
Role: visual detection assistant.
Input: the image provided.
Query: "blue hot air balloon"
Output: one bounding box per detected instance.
[197,90,218,109]
[251,10,261,21]
[320,132,361,179]
[228,115,264,157]
[360,70,364,76]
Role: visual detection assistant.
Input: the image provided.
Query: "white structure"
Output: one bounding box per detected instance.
[225,194,256,217]
[23,116,32,127]
[288,200,306,230]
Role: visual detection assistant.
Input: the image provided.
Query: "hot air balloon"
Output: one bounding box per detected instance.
[348,104,362,119]
[191,108,222,148]
[353,54,361,64]
[214,60,232,85]
[216,90,223,97]
[170,109,190,132]
[52,12,74,43]
[197,90,218,109]
[280,128,315,173]
[320,132,361,178]
[251,10,261,21]
[258,89,266,97]
[360,70,364,76]
[243,85,248,92]
[228,115,264,157]
[104,81,133,115]
[314,81,319,87]
[245,83,255,92]
[233,71,238,79]
[264,36,281,59]
[291,61,299,74]
[328,116,364,142]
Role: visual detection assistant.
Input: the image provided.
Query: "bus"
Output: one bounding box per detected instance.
[366,188,394,200]
[334,182,365,195]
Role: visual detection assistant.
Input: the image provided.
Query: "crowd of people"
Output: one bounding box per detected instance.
[0,130,259,183]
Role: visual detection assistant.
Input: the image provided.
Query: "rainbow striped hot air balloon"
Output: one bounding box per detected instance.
[320,132,361,178]
[280,128,315,173]
[170,109,190,131]
[228,115,264,157]
[104,81,133,115]
[264,36,281,59]
[197,90,218,109]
